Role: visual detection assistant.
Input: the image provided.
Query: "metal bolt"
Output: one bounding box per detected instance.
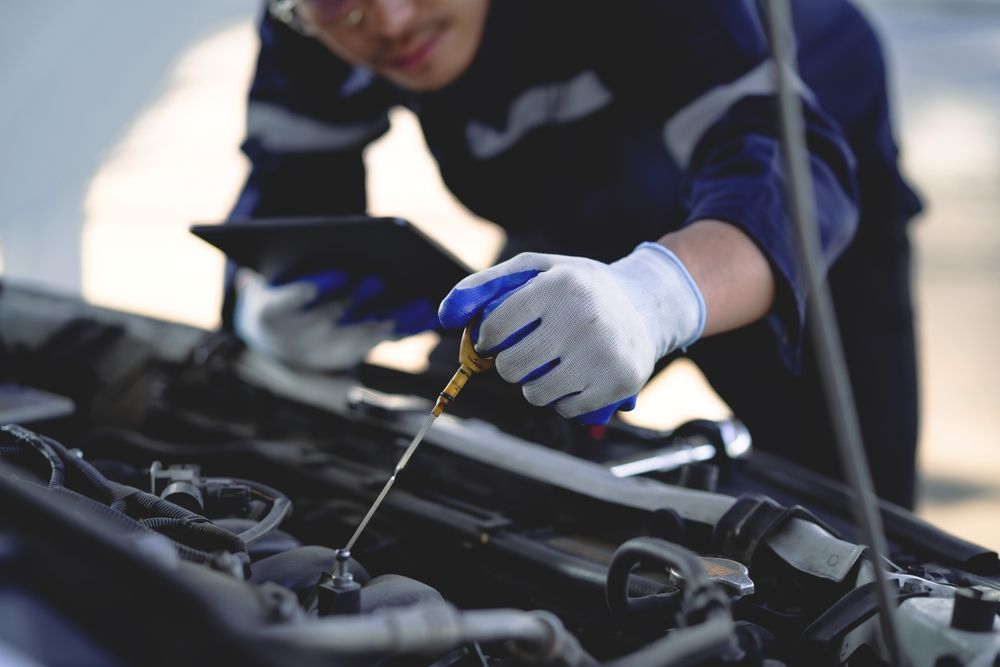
[333,548,355,587]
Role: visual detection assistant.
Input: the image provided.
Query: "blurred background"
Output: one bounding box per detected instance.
[0,1,997,546]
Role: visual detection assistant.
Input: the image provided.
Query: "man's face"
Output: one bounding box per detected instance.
[302,0,490,92]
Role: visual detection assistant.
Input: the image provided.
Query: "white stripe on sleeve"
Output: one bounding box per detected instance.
[247,101,388,152]
[466,70,614,160]
[663,60,814,168]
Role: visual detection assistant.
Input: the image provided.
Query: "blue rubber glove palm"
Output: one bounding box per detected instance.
[438,244,706,424]
[234,268,439,371]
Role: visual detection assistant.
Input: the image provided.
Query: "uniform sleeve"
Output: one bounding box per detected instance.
[230,7,401,219]
[593,0,859,369]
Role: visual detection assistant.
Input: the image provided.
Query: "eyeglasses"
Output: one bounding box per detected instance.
[269,0,367,36]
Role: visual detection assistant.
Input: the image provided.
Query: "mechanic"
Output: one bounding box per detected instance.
[227,0,923,507]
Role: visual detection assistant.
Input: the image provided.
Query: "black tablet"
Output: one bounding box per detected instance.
[190,216,473,299]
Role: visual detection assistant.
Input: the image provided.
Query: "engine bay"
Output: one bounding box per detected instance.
[1,283,998,667]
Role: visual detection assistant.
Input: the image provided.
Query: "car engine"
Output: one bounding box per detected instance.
[1,283,998,667]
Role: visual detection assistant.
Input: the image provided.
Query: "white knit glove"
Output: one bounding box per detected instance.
[233,269,438,371]
[438,243,706,424]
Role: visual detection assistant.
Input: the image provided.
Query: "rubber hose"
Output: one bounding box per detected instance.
[0,427,220,564]
[260,603,599,667]
[127,489,246,552]
[603,612,734,667]
[140,517,246,554]
[53,436,119,505]
[605,538,735,667]
[1,425,65,488]
[205,477,292,545]
[50,486,214,563]
[606,537,728,624]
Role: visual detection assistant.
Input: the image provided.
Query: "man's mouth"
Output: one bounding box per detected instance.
[382,25,446,72]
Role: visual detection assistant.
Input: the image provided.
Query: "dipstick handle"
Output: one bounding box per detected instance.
[433,325,495,416]
[433,366,472,416]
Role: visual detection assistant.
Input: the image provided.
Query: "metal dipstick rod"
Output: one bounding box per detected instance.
[343,325,494,553]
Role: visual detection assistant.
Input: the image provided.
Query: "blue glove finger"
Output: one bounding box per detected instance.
[575,394,639,426]
[438,270,541,330]
[338,276,388,324]
[339,292,438,334]
[388,298,440,336]
[350,275,386,306]
[274,270,352,311]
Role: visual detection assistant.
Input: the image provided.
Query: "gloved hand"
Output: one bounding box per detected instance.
[438,243,706,424]
[233,269,439,371]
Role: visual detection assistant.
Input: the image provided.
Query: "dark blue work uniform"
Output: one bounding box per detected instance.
[230,0,923,507]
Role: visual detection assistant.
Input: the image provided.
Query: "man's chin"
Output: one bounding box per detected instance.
[379,63,458,92]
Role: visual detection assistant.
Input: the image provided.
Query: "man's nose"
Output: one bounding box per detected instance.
[366,0,417,38]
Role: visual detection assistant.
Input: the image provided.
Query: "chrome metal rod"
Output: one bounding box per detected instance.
[344,411,437,552]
